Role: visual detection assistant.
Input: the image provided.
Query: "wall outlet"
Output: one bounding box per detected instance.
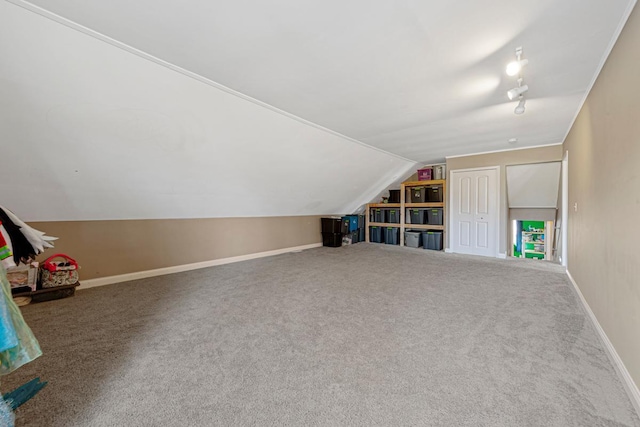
[574,202,578,212]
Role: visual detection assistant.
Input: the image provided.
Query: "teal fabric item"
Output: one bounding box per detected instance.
[3,378,47,410]
[0,265,42,375]
[0,395,14,427]
[0,290,17,353]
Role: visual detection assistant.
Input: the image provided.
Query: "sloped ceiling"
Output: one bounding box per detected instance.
[0,0,636,221]
[0,1,416,221]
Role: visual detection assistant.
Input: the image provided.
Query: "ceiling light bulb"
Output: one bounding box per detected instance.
[506,59,529,76]
[508,138,518,143]
[507,84,528,100]
[514,97,526,115]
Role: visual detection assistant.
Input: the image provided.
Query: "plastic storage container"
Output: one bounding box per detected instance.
[321,218,344,233]
[422,231,443,250]
[410,187,426,203]
[386,208,400,224]
[350,230,359,244]
[388,189,401,203]
[426,208,443,225]
[404,230,423,248]
[384,227,400,245]
[342,218,351,233]
[425,185,444,202]
[342,215,359,232]
[358,227,365,242]
[407,208,426,224]
[322,232,343,247]
[417,168,432,181]
[371,208,383,223]
[370,226,383,243]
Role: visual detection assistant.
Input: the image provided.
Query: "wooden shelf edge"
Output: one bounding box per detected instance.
[403,224,445,230]
[367,203,401,208]
[405,203,445,208]
[368,222,401,227]
[401,179,446,187]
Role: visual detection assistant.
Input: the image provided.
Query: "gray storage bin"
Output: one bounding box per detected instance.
[404,230,423,248]
[371,208,383,223]
[410,187,426,203]
[425,185,444,202]
[370,226,383,243]
[384,227,400,245]
[422,231,443,251]
[407,208,426,224]
[427,208,443,225]
[386,208,400,224]
[359,227,365,242]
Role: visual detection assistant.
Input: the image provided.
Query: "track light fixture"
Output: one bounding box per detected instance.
[506,47,528,76]
[505,47,529,115]
[507,84,528,100]
[507,78,528,100]
[514,96,526,115]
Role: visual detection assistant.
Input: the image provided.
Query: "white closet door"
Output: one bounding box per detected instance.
[450,167,499,257]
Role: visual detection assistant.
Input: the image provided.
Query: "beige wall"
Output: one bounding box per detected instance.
[446,145,563,253]
[564,3,640,390]
[29,216,323,280]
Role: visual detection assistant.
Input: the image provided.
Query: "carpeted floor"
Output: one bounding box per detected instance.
[3,244,639,426]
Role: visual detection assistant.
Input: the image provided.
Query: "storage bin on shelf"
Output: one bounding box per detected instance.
[425,185,444,202]
[407,208,426,224]
[384,227,400,245]
[369,226,383,243]
[404,230,423,248]
[426,208,443,225]
[422,231,443,251]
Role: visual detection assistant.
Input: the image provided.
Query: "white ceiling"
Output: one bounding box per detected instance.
[0,1,416,221]
[0,0,636,221]
[11,0,636,162]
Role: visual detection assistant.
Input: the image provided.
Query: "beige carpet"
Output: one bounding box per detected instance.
[3,244,639,426]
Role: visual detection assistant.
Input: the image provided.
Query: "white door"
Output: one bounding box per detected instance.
[450,167,499,257]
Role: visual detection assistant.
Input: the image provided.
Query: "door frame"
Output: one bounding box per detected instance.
[561,151,569,267]
[448,166,501,258]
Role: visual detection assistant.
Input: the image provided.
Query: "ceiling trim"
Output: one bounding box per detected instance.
[445,142,562,159]
[559,0,638,145]
[5,0,414,163]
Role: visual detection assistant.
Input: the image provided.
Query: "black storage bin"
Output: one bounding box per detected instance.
[387,208,400,224]
[351,231,359,244]
[426,208,443,225]
[321,218,344,233]
[384,227,400,245]
[358,227,365,242]
[421,231,443,251]
[358,215,365,228]
[425,185,444,202]
[388,189,401,203]
[407,208,426,224]
[410,187,426,203]
[371,208,383,223]
[322,232,343,247]
[370,226,383,243]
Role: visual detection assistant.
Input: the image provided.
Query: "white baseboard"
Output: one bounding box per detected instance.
[566,270,640,416]
[497,253,507,259]
[80,243,323,290]
[444,248,453,253]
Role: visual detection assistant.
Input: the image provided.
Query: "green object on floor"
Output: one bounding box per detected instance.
[2,378,47,410]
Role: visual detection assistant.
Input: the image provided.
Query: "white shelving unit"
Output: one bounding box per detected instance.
[521,227,552,260]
